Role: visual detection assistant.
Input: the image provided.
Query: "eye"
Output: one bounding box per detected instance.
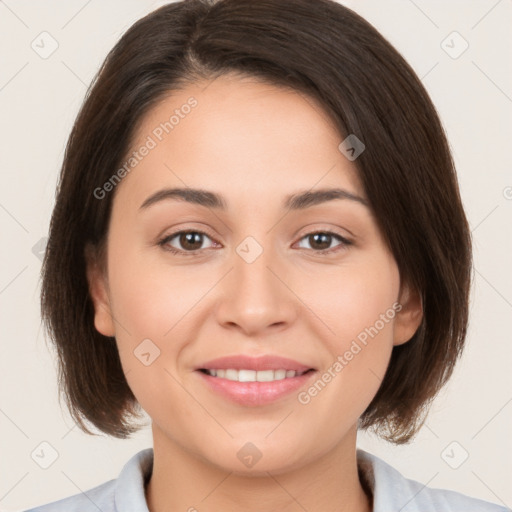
[295,231,351,253]
[158,230,217,255]
[158,229,352,256]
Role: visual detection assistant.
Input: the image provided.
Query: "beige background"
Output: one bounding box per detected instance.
[1,0,511,510]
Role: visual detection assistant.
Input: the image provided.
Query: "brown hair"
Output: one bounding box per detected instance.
[41,0,472,442]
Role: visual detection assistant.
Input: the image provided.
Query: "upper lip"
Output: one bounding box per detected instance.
[197,355,315,372]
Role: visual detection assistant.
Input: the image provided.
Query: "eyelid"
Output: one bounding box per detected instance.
[158,224,354,255]
[157,226,219,254]
[294,224,353,242]
[294,222,355,240]
[292,230,352,254]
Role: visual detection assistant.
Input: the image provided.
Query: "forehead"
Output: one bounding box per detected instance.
[113,74,363,210]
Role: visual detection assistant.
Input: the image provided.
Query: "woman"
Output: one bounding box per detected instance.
[28,0,506,510]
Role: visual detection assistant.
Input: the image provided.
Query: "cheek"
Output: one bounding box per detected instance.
[296,253,400,407]
[298,251,400,349]
[105,240,225,411]
[107,240,206,340]
[105,245,200,421]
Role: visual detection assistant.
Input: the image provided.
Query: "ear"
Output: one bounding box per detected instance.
[84,243,116,337]
[393,281,423,346]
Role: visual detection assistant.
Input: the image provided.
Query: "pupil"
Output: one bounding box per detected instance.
[310,233,331,250]
[181,232,202,250]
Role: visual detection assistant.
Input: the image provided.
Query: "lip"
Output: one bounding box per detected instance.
[195,354,317,406]
[196,369,317,406]
[197,354,315,373]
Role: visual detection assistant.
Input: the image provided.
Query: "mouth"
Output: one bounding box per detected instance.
[194,354,317,406]
[197,368,315,382]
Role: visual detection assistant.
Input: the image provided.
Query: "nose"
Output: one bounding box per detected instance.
[215,239,298,337]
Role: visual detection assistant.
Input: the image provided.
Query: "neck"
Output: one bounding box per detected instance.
[145,426,372,512]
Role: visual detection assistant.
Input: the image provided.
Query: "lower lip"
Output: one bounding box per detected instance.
[196,370,317,406]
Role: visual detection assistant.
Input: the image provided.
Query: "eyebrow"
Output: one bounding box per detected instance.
[139,187,369,211]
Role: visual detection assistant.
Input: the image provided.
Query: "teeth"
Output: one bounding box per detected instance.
[204,368,307,382]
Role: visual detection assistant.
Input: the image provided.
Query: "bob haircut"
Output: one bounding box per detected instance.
[41,0,472,443]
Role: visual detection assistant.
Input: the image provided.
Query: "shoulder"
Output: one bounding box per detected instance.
[24,448,154,512]
[357,449,510,512]
[24,479,116,512]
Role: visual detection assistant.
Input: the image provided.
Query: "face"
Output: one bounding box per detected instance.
[87,73,422,474]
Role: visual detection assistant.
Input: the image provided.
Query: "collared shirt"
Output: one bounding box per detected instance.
[25,448,509,511]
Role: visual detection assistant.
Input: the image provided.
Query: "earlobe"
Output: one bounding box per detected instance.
[84,243,116,337]
[393,282,423,346]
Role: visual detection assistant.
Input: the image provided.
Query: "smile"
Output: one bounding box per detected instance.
[199,368,312,382]
[196,368,317,406]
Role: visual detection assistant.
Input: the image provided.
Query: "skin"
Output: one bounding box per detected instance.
[87,73,423,512]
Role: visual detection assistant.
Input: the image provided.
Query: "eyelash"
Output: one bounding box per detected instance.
[157,229,353,256]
